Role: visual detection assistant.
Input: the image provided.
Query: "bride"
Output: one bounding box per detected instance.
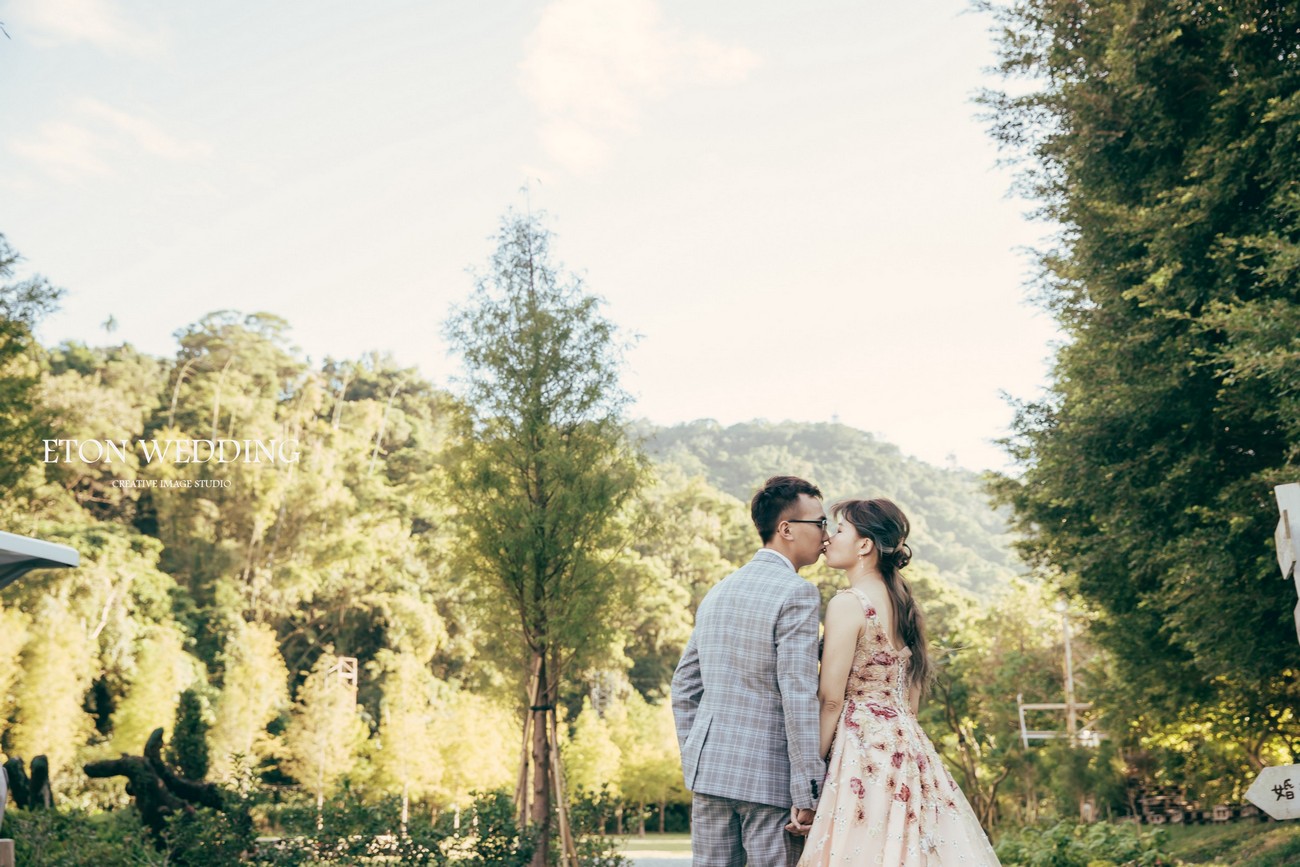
[794,498,1000,866]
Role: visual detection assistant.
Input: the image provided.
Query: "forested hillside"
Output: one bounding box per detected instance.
[0,300,1024,814]
[644,420,1022,594]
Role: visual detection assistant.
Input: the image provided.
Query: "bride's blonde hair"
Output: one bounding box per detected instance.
[833,497,933,692]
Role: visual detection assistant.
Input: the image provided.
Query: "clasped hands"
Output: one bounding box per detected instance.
[784,806,815,836]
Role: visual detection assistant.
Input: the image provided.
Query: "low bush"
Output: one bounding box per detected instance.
[3,807,158,867]
[994,820,1175,867]
[3,789,619,866]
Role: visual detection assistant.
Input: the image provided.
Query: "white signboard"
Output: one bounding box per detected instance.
[1277,484,1300,580]
[1246,764,1300,821]
[1278,514,1297,580]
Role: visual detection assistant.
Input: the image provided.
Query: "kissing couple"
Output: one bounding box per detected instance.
[671,475,1001,867]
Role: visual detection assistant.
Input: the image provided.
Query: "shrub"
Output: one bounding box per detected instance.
[3,807,159,867]
[169,686,212,781]
[163,804,256,866]
[995,820,1174,867]
[436,790,534,867]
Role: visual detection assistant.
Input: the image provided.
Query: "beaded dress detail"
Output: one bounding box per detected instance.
[797,587,1000,866]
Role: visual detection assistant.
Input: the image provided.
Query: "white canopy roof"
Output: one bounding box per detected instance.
[0,530,79,591]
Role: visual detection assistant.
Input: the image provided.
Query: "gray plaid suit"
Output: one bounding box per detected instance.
[672,549,824,867]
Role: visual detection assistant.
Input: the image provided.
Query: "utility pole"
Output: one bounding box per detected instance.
[1060,600,1079,745]
[1017,601,1096,748]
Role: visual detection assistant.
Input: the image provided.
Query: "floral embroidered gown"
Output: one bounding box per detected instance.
[798,588,1000,866]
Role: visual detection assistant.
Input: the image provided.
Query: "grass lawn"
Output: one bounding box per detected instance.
[616,833,692,854]
[1161,821,1300,866]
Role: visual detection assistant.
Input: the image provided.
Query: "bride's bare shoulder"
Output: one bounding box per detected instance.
[825,591,867,627]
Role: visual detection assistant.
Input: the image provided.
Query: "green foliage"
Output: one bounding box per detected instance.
[644,419,1023,593]
[170,686,212,781]
[608,693,684,825]
[259,782,407,838]
[42,341,168,512]
[994,820,1173,867]
[371,649,443,801]
[256,786,443,865]
[982,0,1300,790]
[423,684,520,805]
[443,209,647,853]
[917,576,1099,828]
[565,699,622,798]
[0,234,62,493]
[0,220,1054,836]
[618,467,752,697]
[571,835,631,867]
[209,620,289,780]
[0,604,30,748]
[444,210,647,680]
[1038,740,1127,825]
[109,624,197,754]
[2,807,159,867]
[280,652,367,800]
[565,691,687,837]
[162,804,256,866]
[438,790,535,867]
[7,597,97,783]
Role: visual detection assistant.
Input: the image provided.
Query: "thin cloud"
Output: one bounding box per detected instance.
[9,121,112,183]
[4,0,163,54]
[10,100,211,183]
[520,0,760,175]
[78,100,212,161]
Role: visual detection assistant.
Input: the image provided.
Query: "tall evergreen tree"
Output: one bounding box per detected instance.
[983,0,1300,774]
[170,686,212,781]
[444,209,645,866]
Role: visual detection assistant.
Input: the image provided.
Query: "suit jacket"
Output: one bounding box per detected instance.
[671,548,824,810]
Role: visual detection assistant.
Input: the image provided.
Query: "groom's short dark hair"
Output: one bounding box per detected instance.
[751,475,822,543]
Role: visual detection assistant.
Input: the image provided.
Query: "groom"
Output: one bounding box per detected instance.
[671,475,828,867]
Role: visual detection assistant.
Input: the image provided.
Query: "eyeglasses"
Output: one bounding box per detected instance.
[786,518,828,530]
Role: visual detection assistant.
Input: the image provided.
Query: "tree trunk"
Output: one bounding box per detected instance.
[528,653,551,867]
[548,705,579,866]
[515,654,543,828]
[659,800,666,833]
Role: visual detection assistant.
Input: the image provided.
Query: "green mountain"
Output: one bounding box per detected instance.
[639,419,1023,594]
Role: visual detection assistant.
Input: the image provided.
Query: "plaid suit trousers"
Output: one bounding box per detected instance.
[691,793,804,867]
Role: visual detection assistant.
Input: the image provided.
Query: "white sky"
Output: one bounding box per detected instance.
[0,0,1059,472]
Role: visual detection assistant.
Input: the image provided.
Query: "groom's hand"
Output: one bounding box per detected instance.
[784,807,815,836]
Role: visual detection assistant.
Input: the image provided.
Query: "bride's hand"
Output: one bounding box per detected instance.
[785,806,814,836]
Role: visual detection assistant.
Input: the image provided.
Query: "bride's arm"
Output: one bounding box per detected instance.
[818,594,863,760]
